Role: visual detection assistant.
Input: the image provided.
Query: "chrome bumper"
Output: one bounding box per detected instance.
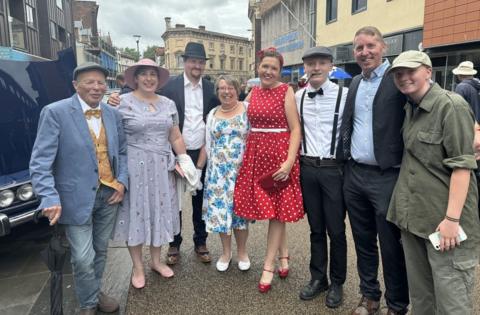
[0,209,40,236]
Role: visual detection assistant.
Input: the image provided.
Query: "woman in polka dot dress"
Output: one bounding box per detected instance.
[234,48,304,293]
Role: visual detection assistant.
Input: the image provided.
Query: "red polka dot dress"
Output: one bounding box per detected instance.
[234,83,304,222]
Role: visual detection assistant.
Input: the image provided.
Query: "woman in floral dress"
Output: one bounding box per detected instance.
[234,48,304,293]
[202,75,250,272]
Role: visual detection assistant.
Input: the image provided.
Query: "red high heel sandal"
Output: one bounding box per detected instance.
[278,256,289,279]
[258,268,274,293]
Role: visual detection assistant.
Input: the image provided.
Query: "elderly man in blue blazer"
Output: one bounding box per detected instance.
[30,62,128,315]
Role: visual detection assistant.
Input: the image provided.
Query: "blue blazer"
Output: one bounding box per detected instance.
[30,94,128,225]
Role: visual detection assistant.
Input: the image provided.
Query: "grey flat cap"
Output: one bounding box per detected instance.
[302,46,333,60]
[73,62,109,80]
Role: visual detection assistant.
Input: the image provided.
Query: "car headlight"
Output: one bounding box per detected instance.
[17,184,34,201]
[0,190,15,208]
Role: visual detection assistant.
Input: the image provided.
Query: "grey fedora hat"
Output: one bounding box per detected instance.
[181,42,209,60]
[302,46,333,60]
[73,62,109,80]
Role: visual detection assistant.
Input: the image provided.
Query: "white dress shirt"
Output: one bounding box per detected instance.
[182,73,205,150]
[79,95,102,138]
[295,80,348,158]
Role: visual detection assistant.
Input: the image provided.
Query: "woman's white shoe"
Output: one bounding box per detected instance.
[238,258,251,271]
[216,257,231,272]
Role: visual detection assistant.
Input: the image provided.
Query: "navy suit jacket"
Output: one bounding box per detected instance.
[30,94,128,225]
[160,74,219,132]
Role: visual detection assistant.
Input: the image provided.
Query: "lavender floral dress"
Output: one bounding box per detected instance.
[112,93,180,246]
[202,106,249,234]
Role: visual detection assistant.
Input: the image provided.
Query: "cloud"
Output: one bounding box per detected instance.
[94,0,251,52]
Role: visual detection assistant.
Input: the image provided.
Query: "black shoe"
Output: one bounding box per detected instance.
[325,283,343,308]
[299,279,329,300]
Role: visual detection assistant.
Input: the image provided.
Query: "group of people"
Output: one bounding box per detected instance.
[29,24,480,315]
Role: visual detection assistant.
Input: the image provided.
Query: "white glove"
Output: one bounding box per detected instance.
[177,154,200,194]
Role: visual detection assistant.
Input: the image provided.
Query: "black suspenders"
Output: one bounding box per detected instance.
[299,89,308,154]
[300,86,343,157]
[330,86,343,156]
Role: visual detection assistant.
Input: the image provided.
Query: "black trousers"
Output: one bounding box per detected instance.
[343,160,409,313]
[169,149,208,249]
[300,163,347,285]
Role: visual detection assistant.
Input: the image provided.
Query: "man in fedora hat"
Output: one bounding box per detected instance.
[30,62,128,314]
[161,41,219,264]
[296,46,348,307]
[452,61,480,122]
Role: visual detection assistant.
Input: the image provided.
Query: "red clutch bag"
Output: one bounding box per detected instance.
[257,168,290,193]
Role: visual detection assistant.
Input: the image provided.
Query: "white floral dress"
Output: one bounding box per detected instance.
[202,106,249,234]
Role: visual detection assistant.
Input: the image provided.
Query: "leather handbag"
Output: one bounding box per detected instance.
[257,168,290,193]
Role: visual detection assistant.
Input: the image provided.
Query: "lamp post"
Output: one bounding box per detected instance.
[133,34,141,60]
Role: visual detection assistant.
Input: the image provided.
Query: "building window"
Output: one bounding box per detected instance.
[326,0,337,23]
[230,57,235,70]
[56,0,63,10]
[220,58,225,70]
[209,55,215,69]
[50,21,57,39]
[238,59,243,71]
[175,53,184,68]
[239,46,243,55]
[230,45,235,54]
[352,0,367,14]
[220,43,225,51]
[26,5,36,28]
[209,42,214,50]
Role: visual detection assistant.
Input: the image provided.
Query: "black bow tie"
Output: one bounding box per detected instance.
[307,88,324,98]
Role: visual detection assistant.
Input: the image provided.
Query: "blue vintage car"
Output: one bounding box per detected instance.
[0,48,76,236]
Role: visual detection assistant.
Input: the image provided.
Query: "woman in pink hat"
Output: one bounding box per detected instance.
[112,59,195,288]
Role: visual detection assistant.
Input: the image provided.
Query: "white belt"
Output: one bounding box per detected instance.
[251,128,288,133]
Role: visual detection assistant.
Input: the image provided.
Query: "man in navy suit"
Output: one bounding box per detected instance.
[30,63,128,315]
[161,42,218,264]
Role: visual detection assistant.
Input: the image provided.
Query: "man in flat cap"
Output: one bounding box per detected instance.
[296,46,348,308]
[30,62,128,315]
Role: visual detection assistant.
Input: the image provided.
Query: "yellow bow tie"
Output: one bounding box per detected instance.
[85,108,101,120]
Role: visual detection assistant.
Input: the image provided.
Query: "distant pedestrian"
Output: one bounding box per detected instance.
[234,47,304,293]
[337,26,409,315]
[112,59,197,288]
[115,73,133,94]
[452,61,480,122]
[388,50,480,315]
[202,75,250,272]
[296,46,348,308]
[30,62,128,315]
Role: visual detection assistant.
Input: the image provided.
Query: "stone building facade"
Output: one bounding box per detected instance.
[162,17,254,83]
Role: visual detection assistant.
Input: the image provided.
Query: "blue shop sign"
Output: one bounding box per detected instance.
[273,31,304,54]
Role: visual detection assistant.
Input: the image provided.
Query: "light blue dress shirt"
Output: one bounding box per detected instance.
[351,59,390,165]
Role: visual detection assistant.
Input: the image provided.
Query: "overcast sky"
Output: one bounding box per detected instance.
[94,0,252,51]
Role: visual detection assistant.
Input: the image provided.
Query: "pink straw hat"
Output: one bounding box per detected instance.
[124,58,170,90]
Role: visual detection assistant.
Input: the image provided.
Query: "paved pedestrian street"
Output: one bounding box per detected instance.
[124,197,480,315]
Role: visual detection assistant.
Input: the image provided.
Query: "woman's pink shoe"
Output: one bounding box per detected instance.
[131,268,145,289]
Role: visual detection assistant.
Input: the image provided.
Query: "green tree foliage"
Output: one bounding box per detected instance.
[121,47,139,61]
[142,45,160,61]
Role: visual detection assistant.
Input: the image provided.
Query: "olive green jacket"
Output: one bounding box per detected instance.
[388,83,480,247]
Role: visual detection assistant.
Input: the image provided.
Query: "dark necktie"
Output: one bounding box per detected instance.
[307,88,324,98]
